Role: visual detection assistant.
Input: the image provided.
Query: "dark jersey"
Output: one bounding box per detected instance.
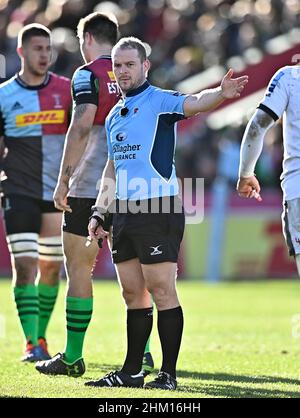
[68,56,120,198]
[0,72,71,200]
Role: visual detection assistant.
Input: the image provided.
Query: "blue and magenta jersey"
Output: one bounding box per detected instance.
[68,56,120,198]
[0,72,71,200]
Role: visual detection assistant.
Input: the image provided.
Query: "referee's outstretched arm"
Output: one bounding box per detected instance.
[183,68,248,117]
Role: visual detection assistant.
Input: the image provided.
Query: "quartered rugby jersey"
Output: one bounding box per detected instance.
[106,81,187,200]
[0,72,71,200]
[68,55,120,199]
[258,66,300,201]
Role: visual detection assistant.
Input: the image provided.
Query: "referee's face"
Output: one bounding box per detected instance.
[113,48,149,94]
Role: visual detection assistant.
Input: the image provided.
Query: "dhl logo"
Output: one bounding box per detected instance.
[16,110,65,126]
[107,71,116,81]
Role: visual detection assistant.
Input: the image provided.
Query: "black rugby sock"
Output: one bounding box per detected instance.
[121,307,153,375]
[158,306,184,378]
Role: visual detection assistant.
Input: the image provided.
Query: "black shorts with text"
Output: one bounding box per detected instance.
[112,205,185,265]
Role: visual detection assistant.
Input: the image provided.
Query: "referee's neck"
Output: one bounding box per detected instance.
[123,80,150,98]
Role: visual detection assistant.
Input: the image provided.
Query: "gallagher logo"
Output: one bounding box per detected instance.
[116,132,127,142]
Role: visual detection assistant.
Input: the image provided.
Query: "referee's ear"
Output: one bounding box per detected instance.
[143,59,151,77]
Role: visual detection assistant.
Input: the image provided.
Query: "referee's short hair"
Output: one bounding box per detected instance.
[18,24,51,48]
[77,12,119,46]
[112,37,147,62]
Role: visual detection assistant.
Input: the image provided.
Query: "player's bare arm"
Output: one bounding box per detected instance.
[237,109,275,200]
[183,69,248,117]
[88,159,115,241]
[54,103,97,211]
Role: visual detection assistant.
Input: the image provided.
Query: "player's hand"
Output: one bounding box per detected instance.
[88,217,109,242]
[221,69,248,99]
[53,181,72,212]
[236,176,262,201]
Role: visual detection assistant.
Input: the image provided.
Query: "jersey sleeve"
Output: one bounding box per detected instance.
[149,89,187,124]
[71,68,99,107]
[258,68,289,121]
[105,118,113,160]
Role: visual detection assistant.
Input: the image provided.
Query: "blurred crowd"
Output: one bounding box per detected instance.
[0,0,299,189]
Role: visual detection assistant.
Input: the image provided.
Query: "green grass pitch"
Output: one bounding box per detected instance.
[1,279,300,398]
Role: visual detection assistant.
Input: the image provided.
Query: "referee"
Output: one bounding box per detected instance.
[86,37,248,390]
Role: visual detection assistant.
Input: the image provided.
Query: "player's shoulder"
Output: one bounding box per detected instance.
[149,85,185,100]
[269,66,297,83]
[76,57,112,82]
[0,75,19,96]
[50,72,70,83]
[72,64,94,84]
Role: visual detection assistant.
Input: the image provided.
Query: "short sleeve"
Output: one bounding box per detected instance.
[149,89,187,124]
[259,68,289,121]
[71,68,99,107]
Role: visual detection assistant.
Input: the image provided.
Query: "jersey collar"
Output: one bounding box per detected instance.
[126,80,150,97]
[95,55,111,61]
[15,72,51,90]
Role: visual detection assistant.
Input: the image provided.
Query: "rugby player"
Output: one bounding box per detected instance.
[237,65,300,275]
[0,24,72,361]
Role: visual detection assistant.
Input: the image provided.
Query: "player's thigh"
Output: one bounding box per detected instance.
[1,195,41,281]
[38,202,63,276]
[63,231,99,269]
[40,212,62,237]
[61,197,99,270]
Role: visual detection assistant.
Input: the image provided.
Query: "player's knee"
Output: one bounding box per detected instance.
[121,286,142,305]
[39,261,61,285]
[65,254,96,280]
[14,258,37,285]
[149,284,177,308]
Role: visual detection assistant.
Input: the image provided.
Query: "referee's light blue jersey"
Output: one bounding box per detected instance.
[105,81,187,200]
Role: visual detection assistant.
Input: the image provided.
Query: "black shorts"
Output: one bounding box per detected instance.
[112,209,185,265]
[1,194,59,235]
[63,197,113,237]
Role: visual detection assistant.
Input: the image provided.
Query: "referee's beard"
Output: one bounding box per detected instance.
[119,72,146,95]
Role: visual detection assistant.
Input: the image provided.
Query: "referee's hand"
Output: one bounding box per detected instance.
[53,181,72,212]
[88,218,109,241]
